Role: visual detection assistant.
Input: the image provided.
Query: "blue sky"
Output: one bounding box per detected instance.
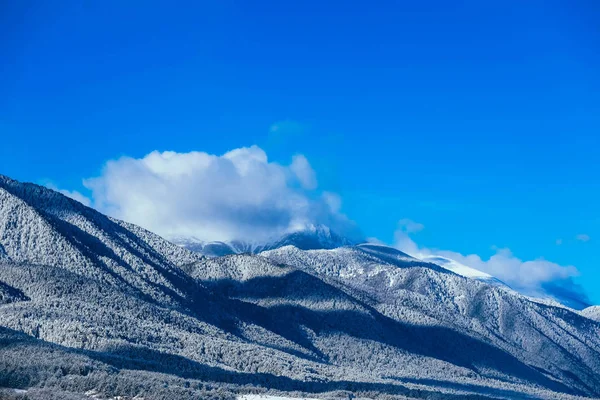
[1,1,599,303]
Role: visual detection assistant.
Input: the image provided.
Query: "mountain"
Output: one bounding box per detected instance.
[0,174,203,306]
[581,306,600,322]
[0,281,28,305]
[421,254,591,310]
[1,175,600,399]
[177,230,590,312]
[171,224,358,257]
[169,236,240,257]
[261,244,600,395]
[264,224,357,251]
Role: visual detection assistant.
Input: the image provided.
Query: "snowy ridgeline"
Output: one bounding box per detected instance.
[581,306,600,322]
[0,174,600,400]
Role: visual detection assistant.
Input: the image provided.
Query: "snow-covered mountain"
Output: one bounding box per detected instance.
[176,222,591,312]
[171,224,358,257]
[0,174,203,306]
[261,245,600,394]
[265,224,357,251]
[421,254,591,310]
[1,175,599,399]
[582,306,600,322]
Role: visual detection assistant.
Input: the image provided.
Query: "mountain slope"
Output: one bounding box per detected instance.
[0,174,204,305]
[0,281,28,305]
[581,306,600,322]
[262,245,600,396]
[1,175,599,399]
[421,254,591,310]
[265,224,356,251]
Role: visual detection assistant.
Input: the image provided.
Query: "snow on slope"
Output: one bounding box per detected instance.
[0,174,203,304]
[357,245,505,288]
[420,253,590,310]
[581,306,600,322]
[262,245,600,396]
[266,224,356,251]
[421,255,493,279]
[1,174,600,399]
[420,254,510,289]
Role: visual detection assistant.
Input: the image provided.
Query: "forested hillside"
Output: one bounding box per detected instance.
[1,175,599,400]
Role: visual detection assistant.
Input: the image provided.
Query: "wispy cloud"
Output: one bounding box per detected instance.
[576,234,590,242]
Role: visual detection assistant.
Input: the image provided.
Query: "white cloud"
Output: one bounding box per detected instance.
[322,192,342,214]
[83,146,358,243]
[290,154,317,190]
[45,183,92,207]
[555,239,563,245]
[576,234,590,242]
[393,220,588,306]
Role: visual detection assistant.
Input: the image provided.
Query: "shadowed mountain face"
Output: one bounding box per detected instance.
[1,175,600,399]
[0,281,28,305]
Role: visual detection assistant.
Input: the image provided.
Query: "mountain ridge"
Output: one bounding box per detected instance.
[1,174,599,399]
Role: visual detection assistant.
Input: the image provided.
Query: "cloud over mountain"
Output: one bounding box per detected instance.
[393,220,590,308]
[83,146,358,243]
[58,147,590,308]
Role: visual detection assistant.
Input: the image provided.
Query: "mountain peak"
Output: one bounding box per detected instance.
[270,223,358,251]
[171,224,360,256]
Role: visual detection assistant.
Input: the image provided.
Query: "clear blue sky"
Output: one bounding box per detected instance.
[1,1,599,302]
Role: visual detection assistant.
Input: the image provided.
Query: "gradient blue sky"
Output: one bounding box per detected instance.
[1,1,599,303]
